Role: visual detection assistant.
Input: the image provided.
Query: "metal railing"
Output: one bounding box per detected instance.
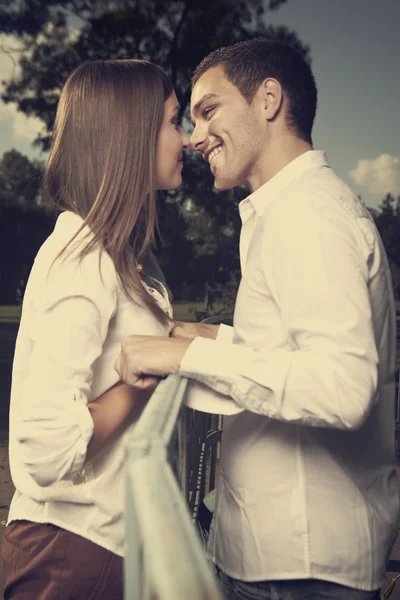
[183,409,222,523]
[123,314,233,598]
[123,373,223,600]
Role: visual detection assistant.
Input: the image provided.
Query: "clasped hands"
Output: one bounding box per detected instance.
[114,320,219,389]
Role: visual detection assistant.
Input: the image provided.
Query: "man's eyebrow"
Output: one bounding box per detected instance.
[191,93,219,122]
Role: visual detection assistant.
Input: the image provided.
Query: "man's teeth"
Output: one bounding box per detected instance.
[209,146,223,163]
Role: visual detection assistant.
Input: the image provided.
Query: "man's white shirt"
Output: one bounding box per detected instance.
[180,151,400,591]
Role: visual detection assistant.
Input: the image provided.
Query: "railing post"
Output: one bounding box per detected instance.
[124,441,149,600]
[124,374,223,599]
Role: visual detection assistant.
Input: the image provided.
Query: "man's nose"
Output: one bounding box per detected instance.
[190,125,207,152]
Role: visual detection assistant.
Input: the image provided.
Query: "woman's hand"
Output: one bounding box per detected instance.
[115,335,191,388]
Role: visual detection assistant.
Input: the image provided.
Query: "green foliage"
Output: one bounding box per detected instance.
[0,0,312,305]
[0,205,55,304]
[370,194,400,263]
[0,1,311,149]
[368,193,400,299]
[0,149,44,209]
[0,151,55,305]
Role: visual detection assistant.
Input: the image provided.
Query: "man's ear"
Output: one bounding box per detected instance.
[261,78,283,121]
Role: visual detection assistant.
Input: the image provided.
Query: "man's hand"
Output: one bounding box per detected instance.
[170,320,220,341]
[115,335,192,389]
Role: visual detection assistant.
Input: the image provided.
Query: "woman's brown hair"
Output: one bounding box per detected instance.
[44,59,173,326]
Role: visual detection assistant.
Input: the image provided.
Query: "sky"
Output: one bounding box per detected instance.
[0,0,399,210]
[266,0,400,209]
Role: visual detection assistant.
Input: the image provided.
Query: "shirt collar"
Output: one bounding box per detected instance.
[239,150,329,220]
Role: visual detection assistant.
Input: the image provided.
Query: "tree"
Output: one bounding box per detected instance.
[367,193,400,300]
[371,194,400,264]
[0,206,55,305]
[0,0,311,310]
[0,150,55,303]
[0,149,44,209]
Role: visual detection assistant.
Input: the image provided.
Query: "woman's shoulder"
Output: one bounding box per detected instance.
[31,211,119,303]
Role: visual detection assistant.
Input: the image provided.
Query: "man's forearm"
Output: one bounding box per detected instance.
[86,382,152,461]
[171,321,220,340]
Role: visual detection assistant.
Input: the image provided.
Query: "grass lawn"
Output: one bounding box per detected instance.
[172,301,225,322]
[0,302,224,324]
[2,301,400,324]
[0,306,21,324]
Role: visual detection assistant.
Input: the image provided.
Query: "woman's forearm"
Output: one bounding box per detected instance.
[86,381,153,461]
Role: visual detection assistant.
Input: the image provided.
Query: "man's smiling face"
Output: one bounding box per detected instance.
[190,65,265,192]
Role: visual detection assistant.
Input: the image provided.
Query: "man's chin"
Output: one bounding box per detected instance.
[213,177,237,192]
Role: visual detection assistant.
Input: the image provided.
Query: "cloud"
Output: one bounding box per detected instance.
[349,154,400,197]
[0,24,81,146]
[0,101,44,141]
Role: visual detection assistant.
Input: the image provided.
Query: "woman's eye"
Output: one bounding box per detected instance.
[171,117,181,130]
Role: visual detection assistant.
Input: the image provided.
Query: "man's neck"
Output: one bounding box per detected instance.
[249,138,313,192]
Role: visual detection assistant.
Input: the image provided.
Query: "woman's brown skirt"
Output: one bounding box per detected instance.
[1,520,123,599]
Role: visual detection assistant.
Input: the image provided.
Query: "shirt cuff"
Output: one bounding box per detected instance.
[18,394,95,487]
[180,337,248,397]
[216,323,234,344]
[179,338,290,415]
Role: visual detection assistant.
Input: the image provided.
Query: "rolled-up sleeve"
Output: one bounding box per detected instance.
[180,190,379,430]
[17,251,118,487]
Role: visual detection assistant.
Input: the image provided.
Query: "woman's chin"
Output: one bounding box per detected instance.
[156,173,183,192]
[169,175,183,190]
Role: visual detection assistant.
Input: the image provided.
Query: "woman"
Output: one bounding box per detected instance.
[0,59,190,599]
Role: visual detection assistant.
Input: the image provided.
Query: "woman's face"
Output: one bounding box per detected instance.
[155,91,190,190]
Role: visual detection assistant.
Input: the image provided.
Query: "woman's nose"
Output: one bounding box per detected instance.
[182,130,192,149]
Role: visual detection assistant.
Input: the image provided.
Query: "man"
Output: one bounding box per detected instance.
[115,39,400,599]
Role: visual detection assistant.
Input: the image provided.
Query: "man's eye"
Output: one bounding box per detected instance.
[203,107,215,120]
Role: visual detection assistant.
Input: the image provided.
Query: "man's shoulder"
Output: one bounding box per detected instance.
[266,167,373,224]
